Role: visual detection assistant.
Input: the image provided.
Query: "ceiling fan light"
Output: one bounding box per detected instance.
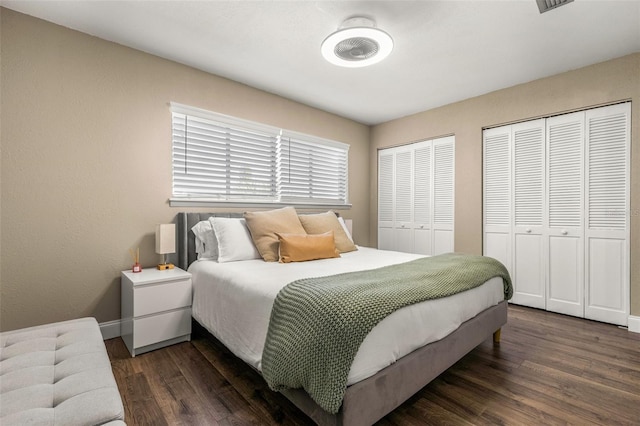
[321,17,393,68]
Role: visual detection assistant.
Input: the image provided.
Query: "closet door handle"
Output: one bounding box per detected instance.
[561,229,568,235]
[526,228,532,233]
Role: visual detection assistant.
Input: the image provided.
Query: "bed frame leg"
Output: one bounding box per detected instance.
[493,328,501,344]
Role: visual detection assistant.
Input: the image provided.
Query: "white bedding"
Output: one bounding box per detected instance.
[190,246,504,385]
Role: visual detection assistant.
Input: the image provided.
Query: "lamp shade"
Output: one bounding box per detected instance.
[155,224,176,255]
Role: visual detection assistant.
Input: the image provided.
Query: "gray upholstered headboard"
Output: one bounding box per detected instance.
[175,212,242,270]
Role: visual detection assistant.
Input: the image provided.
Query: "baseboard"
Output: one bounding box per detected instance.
[100,319,122,340]
[628,316,640,333]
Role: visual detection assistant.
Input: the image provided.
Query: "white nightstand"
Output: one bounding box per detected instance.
[120,267,192,357]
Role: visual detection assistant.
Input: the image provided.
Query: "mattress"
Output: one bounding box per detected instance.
[190,246,504,385]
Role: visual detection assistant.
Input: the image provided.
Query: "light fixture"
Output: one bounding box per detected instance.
[155,223,176,270]
[321,16,393,68]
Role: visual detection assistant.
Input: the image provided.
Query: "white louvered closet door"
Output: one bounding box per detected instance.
[413,142,432,255]
[432,136,455,254]
[584,103,630,325]
[377,150,394,250]
[483,103,629,325]
[483,127,512,274]
[546,111,585,318]
[394,149,414,253]
[512,120,546,308]
[378,136,455,255]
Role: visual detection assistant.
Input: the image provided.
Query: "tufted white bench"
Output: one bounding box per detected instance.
[0,317,126,425]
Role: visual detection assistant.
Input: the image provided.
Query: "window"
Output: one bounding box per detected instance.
[170,103,350,208]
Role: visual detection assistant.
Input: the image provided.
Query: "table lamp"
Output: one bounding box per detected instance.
[155,223,175,270]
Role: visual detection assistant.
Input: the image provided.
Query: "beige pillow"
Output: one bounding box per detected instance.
[243,207,306,262]
[298,211,357,253]
[276,231,340,263]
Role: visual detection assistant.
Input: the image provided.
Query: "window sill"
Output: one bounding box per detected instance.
[169,198,352,210]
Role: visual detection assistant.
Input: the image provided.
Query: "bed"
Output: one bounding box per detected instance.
[176,211,510,426]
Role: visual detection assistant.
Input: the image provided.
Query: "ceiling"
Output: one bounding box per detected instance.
[2,1,639,125]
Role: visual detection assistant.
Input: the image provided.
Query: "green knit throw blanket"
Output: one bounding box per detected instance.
[261,253,512,414]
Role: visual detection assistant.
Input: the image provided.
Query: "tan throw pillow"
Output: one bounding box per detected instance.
[277,232,340,263]
[244,207,306,262]
[298,211,357,253]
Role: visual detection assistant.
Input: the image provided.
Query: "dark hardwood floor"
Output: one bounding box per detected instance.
[106,305,640,425]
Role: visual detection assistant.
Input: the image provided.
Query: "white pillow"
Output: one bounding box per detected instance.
[338,217,354,242]
[210,217,261,263]
[191,220,218,260]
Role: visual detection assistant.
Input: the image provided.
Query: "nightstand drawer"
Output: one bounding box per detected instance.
[133,278,191,317]
[133,308,191,348]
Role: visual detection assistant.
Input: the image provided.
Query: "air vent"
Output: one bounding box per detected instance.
[536,0,574,14]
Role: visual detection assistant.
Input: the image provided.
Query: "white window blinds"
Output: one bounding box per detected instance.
[172,113,278,200]
[278,133,349,205]
[170,103,349,207]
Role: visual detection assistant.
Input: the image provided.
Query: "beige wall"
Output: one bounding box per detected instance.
[370,53,640,317]
[0,9,370,331]
[2,7,638,331]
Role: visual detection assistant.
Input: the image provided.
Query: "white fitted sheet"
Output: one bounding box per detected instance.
[190,247,504,385]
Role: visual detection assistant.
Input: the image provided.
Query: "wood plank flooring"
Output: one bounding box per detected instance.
[106,305,640,425]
